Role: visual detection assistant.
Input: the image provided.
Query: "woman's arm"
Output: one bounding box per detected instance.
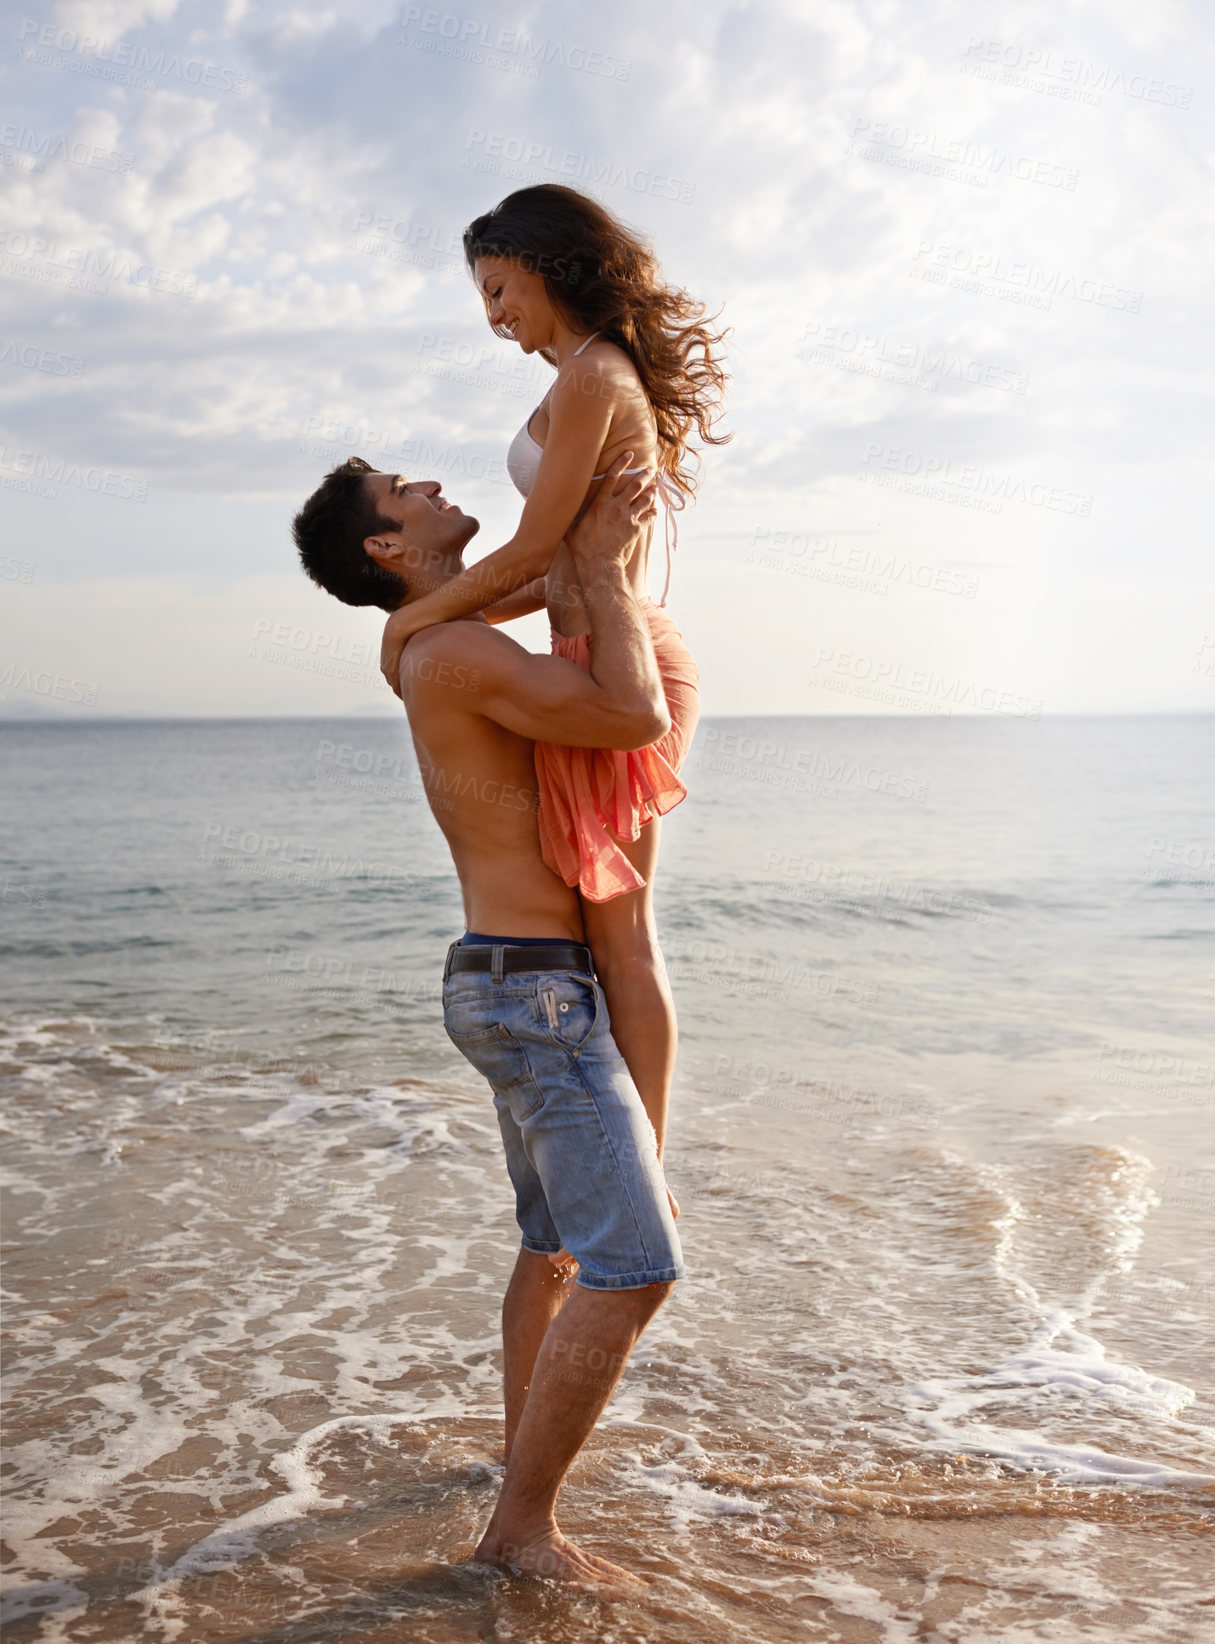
[481,578,548,625]
[379,362,621,691]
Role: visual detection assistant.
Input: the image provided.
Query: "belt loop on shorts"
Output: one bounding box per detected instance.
[442,942,456,983]
[491,944,505,983]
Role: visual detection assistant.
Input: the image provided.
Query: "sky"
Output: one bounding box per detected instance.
[0,0,1211,718]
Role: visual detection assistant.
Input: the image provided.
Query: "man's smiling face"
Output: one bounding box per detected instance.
[361,472,480,582]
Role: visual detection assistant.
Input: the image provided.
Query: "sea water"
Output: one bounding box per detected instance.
[1,715,1212,1641]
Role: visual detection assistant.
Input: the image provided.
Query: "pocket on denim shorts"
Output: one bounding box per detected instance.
[537,975,599,1053]
[445,1020,544,1119]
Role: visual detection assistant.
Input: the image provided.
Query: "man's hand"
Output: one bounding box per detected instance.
[566,453,657,582]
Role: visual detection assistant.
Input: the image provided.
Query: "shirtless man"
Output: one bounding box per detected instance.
[292,454,683,1589]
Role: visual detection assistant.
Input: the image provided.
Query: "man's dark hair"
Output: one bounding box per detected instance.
[293,457,406,611]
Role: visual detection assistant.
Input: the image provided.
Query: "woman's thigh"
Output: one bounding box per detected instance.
[580,817,662,951]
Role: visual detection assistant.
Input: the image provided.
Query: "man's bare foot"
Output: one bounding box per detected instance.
[475,1526,645,1591]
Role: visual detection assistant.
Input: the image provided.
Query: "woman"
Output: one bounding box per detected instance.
[380,184,729,1206]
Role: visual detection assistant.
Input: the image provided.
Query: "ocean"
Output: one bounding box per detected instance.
[1,714,1212,1642]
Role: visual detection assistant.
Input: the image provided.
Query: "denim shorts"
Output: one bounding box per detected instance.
[442,947,684,1290]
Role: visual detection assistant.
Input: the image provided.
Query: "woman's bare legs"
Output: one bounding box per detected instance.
[580,818,677,1168]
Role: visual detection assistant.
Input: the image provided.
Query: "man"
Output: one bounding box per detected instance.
[292,454,683,1590]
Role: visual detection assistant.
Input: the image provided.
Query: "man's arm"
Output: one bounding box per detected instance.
[401,462,669,750]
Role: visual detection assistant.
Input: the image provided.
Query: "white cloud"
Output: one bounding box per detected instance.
[53,0,182,35]
[1,0,1210,711]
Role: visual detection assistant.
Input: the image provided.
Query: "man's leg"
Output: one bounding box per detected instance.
[445,954,683,1583]
[476,1279,673,1585]
[501,1248,569,1459]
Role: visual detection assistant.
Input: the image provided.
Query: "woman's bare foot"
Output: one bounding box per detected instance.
[475,1526,645,1590]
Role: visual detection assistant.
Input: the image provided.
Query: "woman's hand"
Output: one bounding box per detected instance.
[380,607,421,699]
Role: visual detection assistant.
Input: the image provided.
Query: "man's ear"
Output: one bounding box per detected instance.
[363,533,399,572]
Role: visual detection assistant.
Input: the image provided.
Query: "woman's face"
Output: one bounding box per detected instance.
[473,254,557,355]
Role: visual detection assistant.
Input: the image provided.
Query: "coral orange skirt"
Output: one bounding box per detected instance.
[534,600,700,903]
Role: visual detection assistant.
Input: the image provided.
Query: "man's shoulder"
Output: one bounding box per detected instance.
[398,620,520,702]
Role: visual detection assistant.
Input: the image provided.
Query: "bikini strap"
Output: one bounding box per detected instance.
[654,473,684,608]
[571,332,600,356]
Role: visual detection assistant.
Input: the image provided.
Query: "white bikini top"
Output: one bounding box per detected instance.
[505,333,682,606]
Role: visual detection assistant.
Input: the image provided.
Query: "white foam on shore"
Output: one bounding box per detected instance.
[131,1406,477,1639]
[902,1147,1214,1488]
[617,1450,766,1534]
[802,1572,920,1643]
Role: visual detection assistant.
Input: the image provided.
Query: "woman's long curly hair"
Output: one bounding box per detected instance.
[464,185,730,500]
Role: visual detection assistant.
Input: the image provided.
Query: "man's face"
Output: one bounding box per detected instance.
[361,472,479,593]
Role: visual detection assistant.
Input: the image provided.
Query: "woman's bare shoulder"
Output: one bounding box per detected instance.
[555,338,646,413]
[583,337,640,378]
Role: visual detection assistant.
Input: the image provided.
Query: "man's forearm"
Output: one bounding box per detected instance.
[579,563,666,726]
